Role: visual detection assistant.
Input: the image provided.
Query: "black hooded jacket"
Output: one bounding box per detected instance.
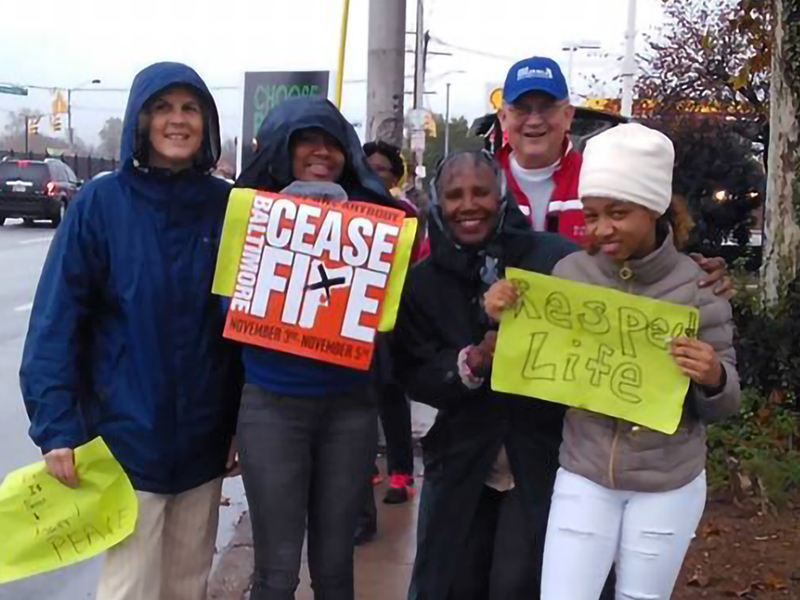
[393,199,577,599]
[236,96,406,211]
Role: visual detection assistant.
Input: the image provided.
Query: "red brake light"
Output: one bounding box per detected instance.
[17,160,30,167]
[46,181,57,196]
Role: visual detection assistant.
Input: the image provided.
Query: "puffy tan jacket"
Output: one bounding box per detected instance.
[552,234,741,493]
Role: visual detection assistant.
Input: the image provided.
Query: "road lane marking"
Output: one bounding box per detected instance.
[14,303,33,313]
[18,236,54,246]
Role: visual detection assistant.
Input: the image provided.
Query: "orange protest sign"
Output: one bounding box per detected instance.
[223,192,405,370]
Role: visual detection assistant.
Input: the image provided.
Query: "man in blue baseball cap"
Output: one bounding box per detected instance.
[496,56,586,243]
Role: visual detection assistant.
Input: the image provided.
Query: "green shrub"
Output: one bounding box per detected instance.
[706,388,800,506]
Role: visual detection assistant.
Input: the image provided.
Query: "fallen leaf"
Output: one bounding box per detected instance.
[688,573,712,588]
[765,573,788,590]
[701,522,722,538]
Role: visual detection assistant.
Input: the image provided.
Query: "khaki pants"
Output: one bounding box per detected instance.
[96,477,223,600]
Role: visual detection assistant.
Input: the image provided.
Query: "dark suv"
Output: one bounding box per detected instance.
[0,158,80,227]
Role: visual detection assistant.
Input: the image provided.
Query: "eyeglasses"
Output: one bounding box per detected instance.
[506,100,569,119]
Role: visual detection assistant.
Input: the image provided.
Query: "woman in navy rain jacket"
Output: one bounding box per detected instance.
[20,62,240,600]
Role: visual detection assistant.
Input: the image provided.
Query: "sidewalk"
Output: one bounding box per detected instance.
[209,459,422,600]
[209,403,436,600]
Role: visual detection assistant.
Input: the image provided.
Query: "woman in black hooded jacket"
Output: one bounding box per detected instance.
[394,151,615,600]
[232,97,412,600]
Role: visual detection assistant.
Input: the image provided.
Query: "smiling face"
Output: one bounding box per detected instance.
[438,155,502,246]
[583,197,659,262]
[367,152,400,191]
[146,86,204,172]
[290,128,346,183]
[498,91,575,169]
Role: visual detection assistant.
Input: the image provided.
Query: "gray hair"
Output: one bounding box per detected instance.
[431,150,505,204]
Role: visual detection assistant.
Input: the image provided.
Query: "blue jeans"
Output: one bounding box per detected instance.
[238,384,377,600]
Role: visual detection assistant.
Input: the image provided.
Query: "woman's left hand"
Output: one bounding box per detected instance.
[225,437,241,478]
[670,337,723,388]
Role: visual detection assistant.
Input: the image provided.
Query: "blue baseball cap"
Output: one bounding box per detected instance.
[503,56,569,103]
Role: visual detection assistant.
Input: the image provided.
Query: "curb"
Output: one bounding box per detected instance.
[208,511,253,600]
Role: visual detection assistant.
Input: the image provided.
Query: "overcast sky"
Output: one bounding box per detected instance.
[0,0,666,148]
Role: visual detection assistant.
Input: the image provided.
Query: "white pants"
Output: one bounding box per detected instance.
[96,477,223,600]
[542,468,706,600]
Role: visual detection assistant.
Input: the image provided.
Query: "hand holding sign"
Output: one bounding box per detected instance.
[484,280,521,323]
[670,337,723,388]
[491,268,700,434]
[0,438,137,584]
[43,448,79,489]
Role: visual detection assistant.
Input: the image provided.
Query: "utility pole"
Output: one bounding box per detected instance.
[620,0,638,118]
[413,1,424,111]
[366,0,407,146]
[67,89,74,149]
[444,83,451,156]
[24,116,29,154]
[410,0,426,188]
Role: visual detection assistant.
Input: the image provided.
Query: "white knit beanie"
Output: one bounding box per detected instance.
[579,123,675,216]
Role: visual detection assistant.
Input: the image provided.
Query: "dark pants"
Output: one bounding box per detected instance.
[356,382,415,535]
[238,384,377,600]
[447,486,543,600]
[378,381,414,475]
[414,484,616,600]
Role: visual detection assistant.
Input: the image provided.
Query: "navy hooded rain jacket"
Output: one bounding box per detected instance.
[20,62,240,494]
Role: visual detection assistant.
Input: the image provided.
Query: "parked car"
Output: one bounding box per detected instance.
[0,158,80,227]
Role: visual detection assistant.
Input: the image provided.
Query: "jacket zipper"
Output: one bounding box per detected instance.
[608,421,621,489]
[608,262,635,489]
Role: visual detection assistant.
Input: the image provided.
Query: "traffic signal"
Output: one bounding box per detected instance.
[423,112,437,138]
[27,116,41,136]
[50,114,62,132]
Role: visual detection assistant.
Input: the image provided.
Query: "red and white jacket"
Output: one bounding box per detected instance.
[496,139,585,245]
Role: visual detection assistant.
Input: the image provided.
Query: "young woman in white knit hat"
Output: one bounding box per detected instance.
[484,123,741,600]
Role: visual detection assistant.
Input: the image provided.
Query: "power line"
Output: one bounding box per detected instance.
[428,35,516,62]
[18,85,241,93]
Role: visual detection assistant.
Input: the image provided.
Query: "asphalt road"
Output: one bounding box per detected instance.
[0,219,247,600]
[0,219,101,599]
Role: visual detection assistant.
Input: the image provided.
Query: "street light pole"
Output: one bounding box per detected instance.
[561,41,601,103]
[67,79,101,149]
[621,0,638,118]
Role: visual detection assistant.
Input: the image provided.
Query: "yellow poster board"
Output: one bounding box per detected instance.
[0,438,138,584]
[491,268,699,434]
